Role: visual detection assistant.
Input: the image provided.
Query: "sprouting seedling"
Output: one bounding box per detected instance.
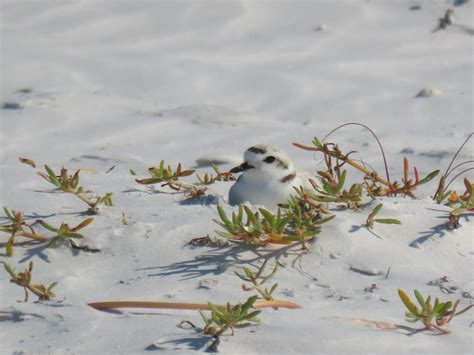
[398,289,473,334]
[4,262,57,302]
[365,204,401,229]
[0,207,46,257]
[135,160,207,200]
[36,218,94,247]
[433,132,473,204]
[37,165,113,214]
[196,165,236,185]
[198,296,262,352]
[234,260,279,302]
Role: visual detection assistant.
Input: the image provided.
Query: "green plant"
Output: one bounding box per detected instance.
[444,178,474,230]
[0,207,46,257]
[195,165,236,185]
[214,204,333,249]
[398,289,473,333]
[282,196,335,250]
[433,132,473,204]
[234,260,278,302]
[294,128,439,198]
[199,296,261,351]
[365,204,401,229]
[37,165,112,214]
[4,262,57,302]
[37,218,94,247]
[135,160,207,199]
[0,208,94,255]
[309,170,364,209]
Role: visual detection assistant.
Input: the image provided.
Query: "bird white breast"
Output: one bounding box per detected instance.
[228,171,307,207]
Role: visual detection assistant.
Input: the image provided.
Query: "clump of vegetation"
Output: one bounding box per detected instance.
[195,165,236,185]
[214,204,333,249]
[37,218,94,247]
[4,262,57,302]
[0,207,95,256]
[398,289,473,334]
[38,165,113,214]
[365,204,401,230]
[234,260,278,302]
[135,160,206,199]
[432,133,473,229]
[136,160,236,200]
[294,123,439,199]
[1,207,46,257]
[198,296,261,352]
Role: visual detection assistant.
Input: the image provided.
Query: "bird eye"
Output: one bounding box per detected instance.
[263,156,276,163]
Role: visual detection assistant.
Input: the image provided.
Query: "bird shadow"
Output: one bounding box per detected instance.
[179,195,216,206]
[140,242,301,280]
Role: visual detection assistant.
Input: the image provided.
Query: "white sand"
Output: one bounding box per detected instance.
[1,1,472,354]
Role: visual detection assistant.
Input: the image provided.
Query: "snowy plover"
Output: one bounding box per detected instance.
[228,144,312,207]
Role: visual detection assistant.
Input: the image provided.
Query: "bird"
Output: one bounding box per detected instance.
[228,144,312,207]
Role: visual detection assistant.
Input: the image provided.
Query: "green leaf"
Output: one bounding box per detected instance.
[6,238,14,257]
[334,170,346,194]
[417,170,440,185]
[215,230,236,239]
[37,220,58,232]
[48,282,58,290]
[312,137,323,148]
[243,267,253,280]
[254,260,267,279]
[243,206,257,225]
[44,165,61,187]
[130,169,137,176]
[239,310,261,322]
[259,209,275,227]
[217,206,234,230]
[414,290,427,311]
[374,218,401,225]
[314,214,335,225]
[4,262,16,277]
[60,231,84,239]
[3,207,14,220]
[242,295,258,312]
[371,204,383,216]
[437,302,452,316]
[269,283,278,295]
[398,289,419,315]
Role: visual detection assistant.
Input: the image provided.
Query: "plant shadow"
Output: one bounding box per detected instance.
[410,213,472,248]
[140,242,300,280]
[157,334,213,352]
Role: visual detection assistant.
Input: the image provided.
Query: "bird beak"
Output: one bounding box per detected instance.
[230,162,254,173]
